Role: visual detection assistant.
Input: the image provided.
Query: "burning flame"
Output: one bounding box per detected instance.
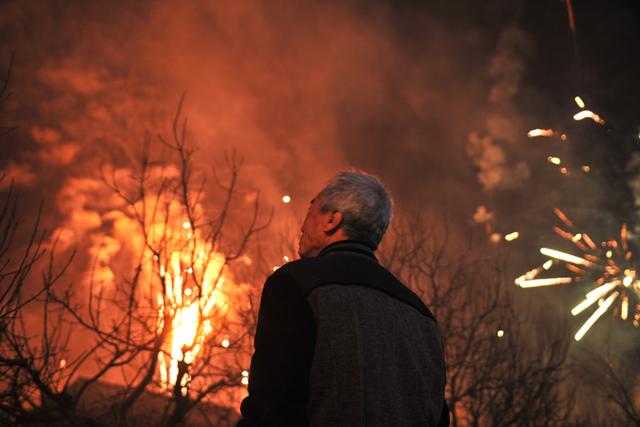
[154,220,231,395]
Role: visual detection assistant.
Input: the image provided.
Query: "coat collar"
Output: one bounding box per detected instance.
[318,240,377,261]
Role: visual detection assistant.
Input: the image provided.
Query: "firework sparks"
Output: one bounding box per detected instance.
[574,292,619,341]
[528,129,555,138]
[540,247,593,267]
[518,210,640,340]
[573,110,605,125]
[505,231,520,242]
[518,277,573,288]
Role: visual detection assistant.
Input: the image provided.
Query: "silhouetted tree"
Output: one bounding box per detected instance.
[0,97,270,427]
[380,213,574,427]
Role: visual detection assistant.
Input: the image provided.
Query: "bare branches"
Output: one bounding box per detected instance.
[380,213,573,427]
[0,53,16,136]
[0,96,265,426]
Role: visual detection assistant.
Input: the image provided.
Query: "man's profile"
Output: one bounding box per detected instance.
[238,171,448,426]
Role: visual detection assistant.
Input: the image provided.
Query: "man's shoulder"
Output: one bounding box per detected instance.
[274,253,435,320]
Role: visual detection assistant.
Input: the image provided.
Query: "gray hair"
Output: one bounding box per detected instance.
[317,171,393,249]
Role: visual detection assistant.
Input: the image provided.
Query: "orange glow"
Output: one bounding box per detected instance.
[154,219,231,395]
[553,208,574,228]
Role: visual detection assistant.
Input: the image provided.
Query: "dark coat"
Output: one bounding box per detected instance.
[238,240,448,427]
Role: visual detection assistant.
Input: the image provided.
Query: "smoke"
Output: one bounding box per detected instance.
[0,0,541,272]
[465,27,531,194]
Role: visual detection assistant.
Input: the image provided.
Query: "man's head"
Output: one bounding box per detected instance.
[298,171,393,258]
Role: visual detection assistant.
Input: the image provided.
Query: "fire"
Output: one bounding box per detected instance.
[153,218,231,395]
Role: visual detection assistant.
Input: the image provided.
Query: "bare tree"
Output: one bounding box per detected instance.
[0,52,16,136]
[0,97,270,426]
[379,213,574,427]
[575,344,640,426]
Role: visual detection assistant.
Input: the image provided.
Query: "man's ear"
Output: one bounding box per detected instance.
[323,211,343,235]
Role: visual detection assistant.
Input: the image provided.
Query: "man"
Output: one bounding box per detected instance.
[238,171,448,426]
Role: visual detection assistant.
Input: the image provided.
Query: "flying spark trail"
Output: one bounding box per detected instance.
[573,110,605,124]
[528,129,555,138]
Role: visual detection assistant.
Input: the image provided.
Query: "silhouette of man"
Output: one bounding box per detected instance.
[238,171,448,426]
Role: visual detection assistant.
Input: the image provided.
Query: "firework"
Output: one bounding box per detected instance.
[516,209,640,340]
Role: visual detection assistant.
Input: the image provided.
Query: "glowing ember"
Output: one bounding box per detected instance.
[527,129,554,138]
[505,232,519,242]
[547,156,561,165]
[496,330,505,338]
[518,277,572,288]
[573,110,605,124]
[282,195,291,204]
[574,96,585,109]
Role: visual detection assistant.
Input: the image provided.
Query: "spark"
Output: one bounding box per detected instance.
[527,129,554,138]
[547,156,561,165]
[543,260,553,270]
[571,281,619,316]
[573,110,605,124]
[621,296,629,320]
[554,208,574,228]
[582,165,591,173]
[574,292,619,341]
[497,330,505,338]
[505,232,519,242]
[59,359,66,369]
[182,221,191,230]
[282,195,291,204]
[584,281,619,301]
[221,338,230,348]
[540,248,593,266]
[515,267,543,285]
[574,96,585,109]
[582,233,597,250]
[623,270,635,287]
[518,277,573,288]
